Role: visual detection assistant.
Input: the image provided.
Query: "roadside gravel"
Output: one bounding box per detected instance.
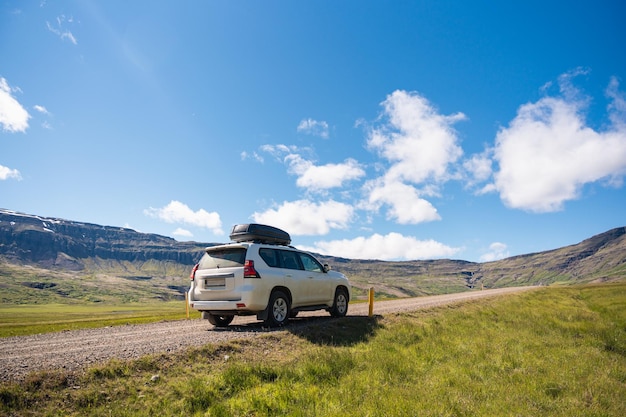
[0,287,534,382]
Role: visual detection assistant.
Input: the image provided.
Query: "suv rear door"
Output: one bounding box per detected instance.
[192,246,246,300]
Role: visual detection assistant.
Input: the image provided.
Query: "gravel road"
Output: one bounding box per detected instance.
[0,287,534,382]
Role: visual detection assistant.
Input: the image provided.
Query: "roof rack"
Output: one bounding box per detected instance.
[229,223,291,245]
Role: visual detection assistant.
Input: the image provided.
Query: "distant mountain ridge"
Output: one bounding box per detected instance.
[473,226,626,287]
[1,208,624,300]
[0,209,212,270]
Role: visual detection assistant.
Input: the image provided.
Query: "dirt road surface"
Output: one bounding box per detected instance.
[0,287,534,382]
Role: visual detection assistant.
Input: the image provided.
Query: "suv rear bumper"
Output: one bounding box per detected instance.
[189,299,267,314]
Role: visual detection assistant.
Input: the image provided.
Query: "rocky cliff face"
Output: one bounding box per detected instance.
[0,209,212,270]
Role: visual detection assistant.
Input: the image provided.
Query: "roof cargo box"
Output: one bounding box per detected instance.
[230,223,291,245]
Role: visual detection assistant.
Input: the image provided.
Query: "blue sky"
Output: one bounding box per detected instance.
[1,0,625,262]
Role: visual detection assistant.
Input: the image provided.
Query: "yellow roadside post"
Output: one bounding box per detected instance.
[368,287,374,317]
[185,291,190,319]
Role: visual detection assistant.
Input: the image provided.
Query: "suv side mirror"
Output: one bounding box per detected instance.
[323,264,331,273]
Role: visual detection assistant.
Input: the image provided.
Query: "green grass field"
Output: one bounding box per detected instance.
[1,283,625,416]
[0,302,200,337]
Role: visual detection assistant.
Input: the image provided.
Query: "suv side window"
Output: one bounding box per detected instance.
[259,248,279,267]
[299,252,323,272]
[279,249,303,270]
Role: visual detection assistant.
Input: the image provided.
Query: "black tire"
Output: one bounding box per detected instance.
[330,288,349,318]
[265,290,290,327]
[206,313,234,327]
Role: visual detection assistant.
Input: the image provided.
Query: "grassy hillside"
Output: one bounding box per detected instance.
[1,283,624,416]
[320,257,477,298]
[323,226,626,296]
[475,227,626,287]
[0,261,190,305]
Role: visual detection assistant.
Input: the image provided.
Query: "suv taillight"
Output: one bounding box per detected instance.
[190,263,199,281]
[244,260,260,278]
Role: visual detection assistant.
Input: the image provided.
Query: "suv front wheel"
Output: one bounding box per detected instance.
[265,290,290,327]
[329,287,349,318]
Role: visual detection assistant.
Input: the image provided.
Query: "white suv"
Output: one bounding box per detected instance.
[188,224,351,327]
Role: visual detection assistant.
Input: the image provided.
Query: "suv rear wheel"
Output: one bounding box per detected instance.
[329,288,349,318]
[265,290,290,327]
[205,313,235,327]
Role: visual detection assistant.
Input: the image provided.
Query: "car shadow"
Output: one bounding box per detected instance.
[287,315,381,347]
[208,315,382,347]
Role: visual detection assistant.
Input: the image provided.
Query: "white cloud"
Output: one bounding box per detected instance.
[0,77,30,133]
[493,74,626,212]
[144,200,223,235]
[33,104,53,129]
[123,223,139,232]
[253,199,354,235]
[297,118,329,139]
[240,151,264,163]
[362,90,465,224]
[463,150,493,190]
[172,228,193,238]
[0,165,22,181]
[259,145,364,191]
[299,232,460,261]
[285,154,365,191]
[364,178,440,224]
[46,15,77,45]
[260,144,302,161]
[33,105,49,114]
[367,90,465,185]
[607,76,626,129]
[479,242,510,262]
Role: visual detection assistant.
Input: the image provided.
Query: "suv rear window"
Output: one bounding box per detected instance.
[199,248,246,269]
[259,248,279,267]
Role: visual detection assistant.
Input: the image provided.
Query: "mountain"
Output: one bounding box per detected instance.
[473,226,626,287]
[0,209,214,303]
[0,209,211,269]
[316,227,625,297]
[1,208,624,303]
